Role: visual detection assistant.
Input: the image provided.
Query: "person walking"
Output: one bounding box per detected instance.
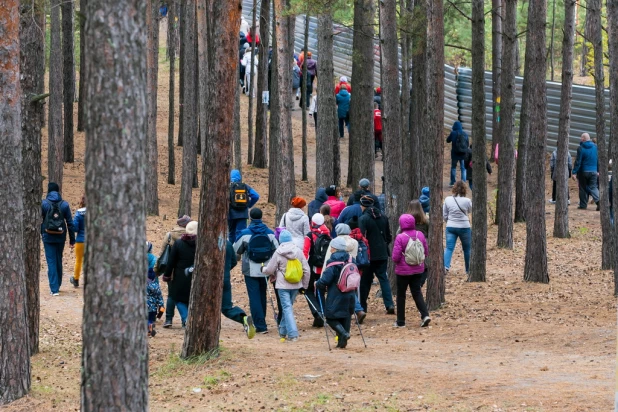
[446,121,469,186]
[443,181,472,274]
[336,87,351,139]
[228,169,260,242]
[334,76,352,94]
[241,47,259,97]
[303,213,331,327]
[70,194,86,288]
[374,103,383,159]
[41,182,75,296]
[308,187,327,218]
[572,133,600,210]
[223,240,256,339]
[347,178,379,207]
[549,148,572,204]
[279,197,310,250]
[324,185,346,219]
[464,144,492,190]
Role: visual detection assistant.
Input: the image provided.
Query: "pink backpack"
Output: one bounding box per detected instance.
[327,257,361,293]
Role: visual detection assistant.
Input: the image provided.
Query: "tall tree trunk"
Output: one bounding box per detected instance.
[0,3,31,404]
[178,0,197,218]
[301,13,309,182]
[549,0,556,81]
[146,0,160,215]
[77,0,86,132]
[254,0,271,169]
[608,0,618,292]
[348,0,376,190]
[178,2,185,147]
[247,0,257,165]
[182,0,238,358]
[553,0,575,239]
[424,0,445,310]
[412,0,427,188]
[20,0,45,356]
[490,0,503,161]
[316,12,336,188]
[399,0,414,196]
[589,0,613,269]
[580,7,591,77]
[197,0,210,181]
[167,0,177,185]
[496,0,517,248]
[468,0,487,282]
[234,68,242,171]
[268,10,280,204]
[514,55,529,223]
[522,0,548,283]
[62,0,75,163]
[49,0,64,189]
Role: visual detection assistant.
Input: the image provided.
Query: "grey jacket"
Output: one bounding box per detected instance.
[279,208,310,250]
[233,233,279,278]
[549,150,573,181]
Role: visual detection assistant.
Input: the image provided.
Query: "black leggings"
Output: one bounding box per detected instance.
[396,272,429,326]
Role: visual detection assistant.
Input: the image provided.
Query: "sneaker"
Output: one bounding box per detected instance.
[52,292,60,296]
[70,277,79,288]
[386,307,395,315]
[421,316,431,327]
[355,311,366,324]
[448,184,454,188]
[287,337,298,342]
[568,200,571,205]
[162,321,172,329]
[243,315,256,339]
[577,206,587,210]
[548,199,556,204]
[393,322,406,328]
[258,330,269,334]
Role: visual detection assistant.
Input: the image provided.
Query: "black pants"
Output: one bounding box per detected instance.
[306,270,321,318]
[338,116,350,138]
[326,316,351,338]
[551,180,570,202]
[396,273,429,326]
[313,113,317,128]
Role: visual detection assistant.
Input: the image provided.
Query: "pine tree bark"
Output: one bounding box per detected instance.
[182,0,238,357]
[412,0,428,188]
[589,0,613,270]
[49,0,64,189]
[253,0,270,169]
[178,0,197,218]
[167,0,177,185]
[77,0,86,131]
[468,0,487,282]
[399,0,415,197]
[197,0,210,172]
[424,0,446,310]
[20,0,45,356]
[496,0,517,248]
[348,0,376,190]
[62,0,75,163]
[146,0,160,215]
[553,0,575,239]
[234,67,242,171]
[316,12,336,188]
[178,2,186,147]
[608,0,618,293]
[0,3,31,404]
[268,13,280,204]
[522,0,549,283]
[580,8,591,77]
[81,0,149,408]
[514,58,529,223]
[490,0,503,161]
[301,13,309,182]
[247,0,257,165]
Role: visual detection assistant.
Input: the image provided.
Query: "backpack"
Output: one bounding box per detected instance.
[308,232,331,267]
[43,200,65,234]
[403,232,425,266]
[247,233,274,263]
[454,131,469,155]
[230,182,249,210]
[284,259,303,283]
[327,258,361,293]
[355,238,370,267]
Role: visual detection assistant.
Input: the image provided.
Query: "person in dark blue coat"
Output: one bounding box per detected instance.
[572,133,600,210]
[223,240,256,339]
[336,88,351,138]
[446,121,469,186]
[308,187,328,218]
[41,182,75,295]
[337,192,363,227]
[228,169,260,242]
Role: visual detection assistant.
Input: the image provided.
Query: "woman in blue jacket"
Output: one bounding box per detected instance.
[71,195,86,288]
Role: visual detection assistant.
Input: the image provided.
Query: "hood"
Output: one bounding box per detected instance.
[421,187,430,196]
[419,194,430,209]
[582,141,595,149]
[399,214,416,231]
[314,188,328,203]
[286,208,306,221]
[230,169,242,183]
[452,121,463,132]
[363,206,382,220]
[327,250,350,264]
[338,89,350,98]
[248,219,272,235]
[46,191,62,202]
[276,242,300,259]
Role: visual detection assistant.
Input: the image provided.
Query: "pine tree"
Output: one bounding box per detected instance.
[146,0,160,215]
[62,0,75,163]
[49,0,64,188]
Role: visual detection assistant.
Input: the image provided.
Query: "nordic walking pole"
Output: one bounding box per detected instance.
[263,265,279,327]
[353,311,367,348]
[316,290,331,351]
[302,291,336,338]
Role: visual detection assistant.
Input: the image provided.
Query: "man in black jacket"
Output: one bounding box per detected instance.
[358,196,394,315]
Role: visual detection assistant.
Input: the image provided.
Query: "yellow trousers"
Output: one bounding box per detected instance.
[73,242,85,281]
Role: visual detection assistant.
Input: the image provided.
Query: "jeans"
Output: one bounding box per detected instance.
[228,218,248,243]
[450,158,467,185]
[73,242,85,281]
[577,172,600,208]
[354,295,363,312]
[165,296,177,323]
[444,226,471,273]
[277,289,299,338]
[245,275,268,332]
[176,301,188,325]
[222,266,246,324]
[359,260,394,311]
[43,242,65,293]
[147,311,157,326]
[396,274,429,326]
[338,116,350,138]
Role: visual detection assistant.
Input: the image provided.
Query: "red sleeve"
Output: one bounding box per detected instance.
[303,235,311,259]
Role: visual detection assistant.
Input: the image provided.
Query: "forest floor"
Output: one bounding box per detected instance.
[6,56,616,411]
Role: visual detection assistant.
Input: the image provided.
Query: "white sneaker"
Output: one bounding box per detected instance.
[421,316,431,327]
[568,200,571,205]
[52,292,60,296]
[393,322,406,328]
[548,199,556,204]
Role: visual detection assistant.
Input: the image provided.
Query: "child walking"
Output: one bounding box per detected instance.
[70,195,86,288]
[146,241,158,283]
[147,261,165,337]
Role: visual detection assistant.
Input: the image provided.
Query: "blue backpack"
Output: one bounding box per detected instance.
[247,233,274,263]
[355,238,370,267]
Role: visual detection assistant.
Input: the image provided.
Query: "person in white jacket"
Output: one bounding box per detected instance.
[241,48,258,97]
[309,94,318,128]
[279,197,310,250]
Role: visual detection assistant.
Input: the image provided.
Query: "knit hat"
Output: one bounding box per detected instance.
[340,76,348,83]
[290,196,307,209]
[250,208,262,220]
[279,230,293,244]
[360,195,375,207]
[335,223,351,236]
[359,178,370,189]
[376,87,381,94]
[177,215,191,227]
[48,182,60,193]
[146,241,153,253]
[311,213,325,226]
[185,221,198,236]
[243,43,250,49]
[421,187,430,196]
[330,237,347,251]
[325,185,337,197]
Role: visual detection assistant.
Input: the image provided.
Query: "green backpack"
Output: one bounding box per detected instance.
[284,259,303,283]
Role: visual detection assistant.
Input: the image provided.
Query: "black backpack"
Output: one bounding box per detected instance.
[454,131,469,155]
[308,232,331,267]
[247,233,274,263]
[43,200,65,234]
[230,182,249,210]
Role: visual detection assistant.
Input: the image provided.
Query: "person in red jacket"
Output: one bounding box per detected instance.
[324,185,346,219]
[303,213,331,327]
[334,76,352,95]
[373,103,383,159]
[245,26,260,46]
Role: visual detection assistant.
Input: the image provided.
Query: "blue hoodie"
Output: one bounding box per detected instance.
[229,169,260,220]
[446,121,468,160]
[419,187,430,214]
[336,89,351,119]
[308,187,328,218]
[41,191,75,245]
[73,207,86,243]
[572,141,598,175]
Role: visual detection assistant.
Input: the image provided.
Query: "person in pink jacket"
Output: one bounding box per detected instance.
[391,214,431,328]
[324,185,346,219]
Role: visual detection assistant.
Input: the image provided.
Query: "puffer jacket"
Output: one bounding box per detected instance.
[336,89,351,119]
[279,208,310,250]
[262,242,310,290]
[392,215,428,275]
[315,251,356,319]
[324,196,346,219]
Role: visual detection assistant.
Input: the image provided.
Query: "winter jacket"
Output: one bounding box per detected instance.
[229,169,260,220]
[303,224,331,274]
[73,207,86,243]
[164,237,197,303]
[245,32,260,46]
[241,52,258,76]
[292,65,301,89]
[334,82,351,95]
[336,89,351,119]
[373,109,382,131]
[337,204,363,226]
[358,206,392,261]
[308,188,328,218]
[315,251,356,319]
[464,147,493,177]
[233,220,278,277]
[309,95,318,115]
[573,141,599,175]
[262,242,310,290]
[146,279,165,313]
[155,226,186,273]
[419,187,431,214]
[443,195,472,229]
[306,58,317,77]
[549,149,573,180]
[324,196,346,219]
[446,121,468,161]
[322,235,358,273]
[279,208,310,250]
[392,215,428,275]
[41,191,75,245]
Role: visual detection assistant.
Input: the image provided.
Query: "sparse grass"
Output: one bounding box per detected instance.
[152,344,230,378]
